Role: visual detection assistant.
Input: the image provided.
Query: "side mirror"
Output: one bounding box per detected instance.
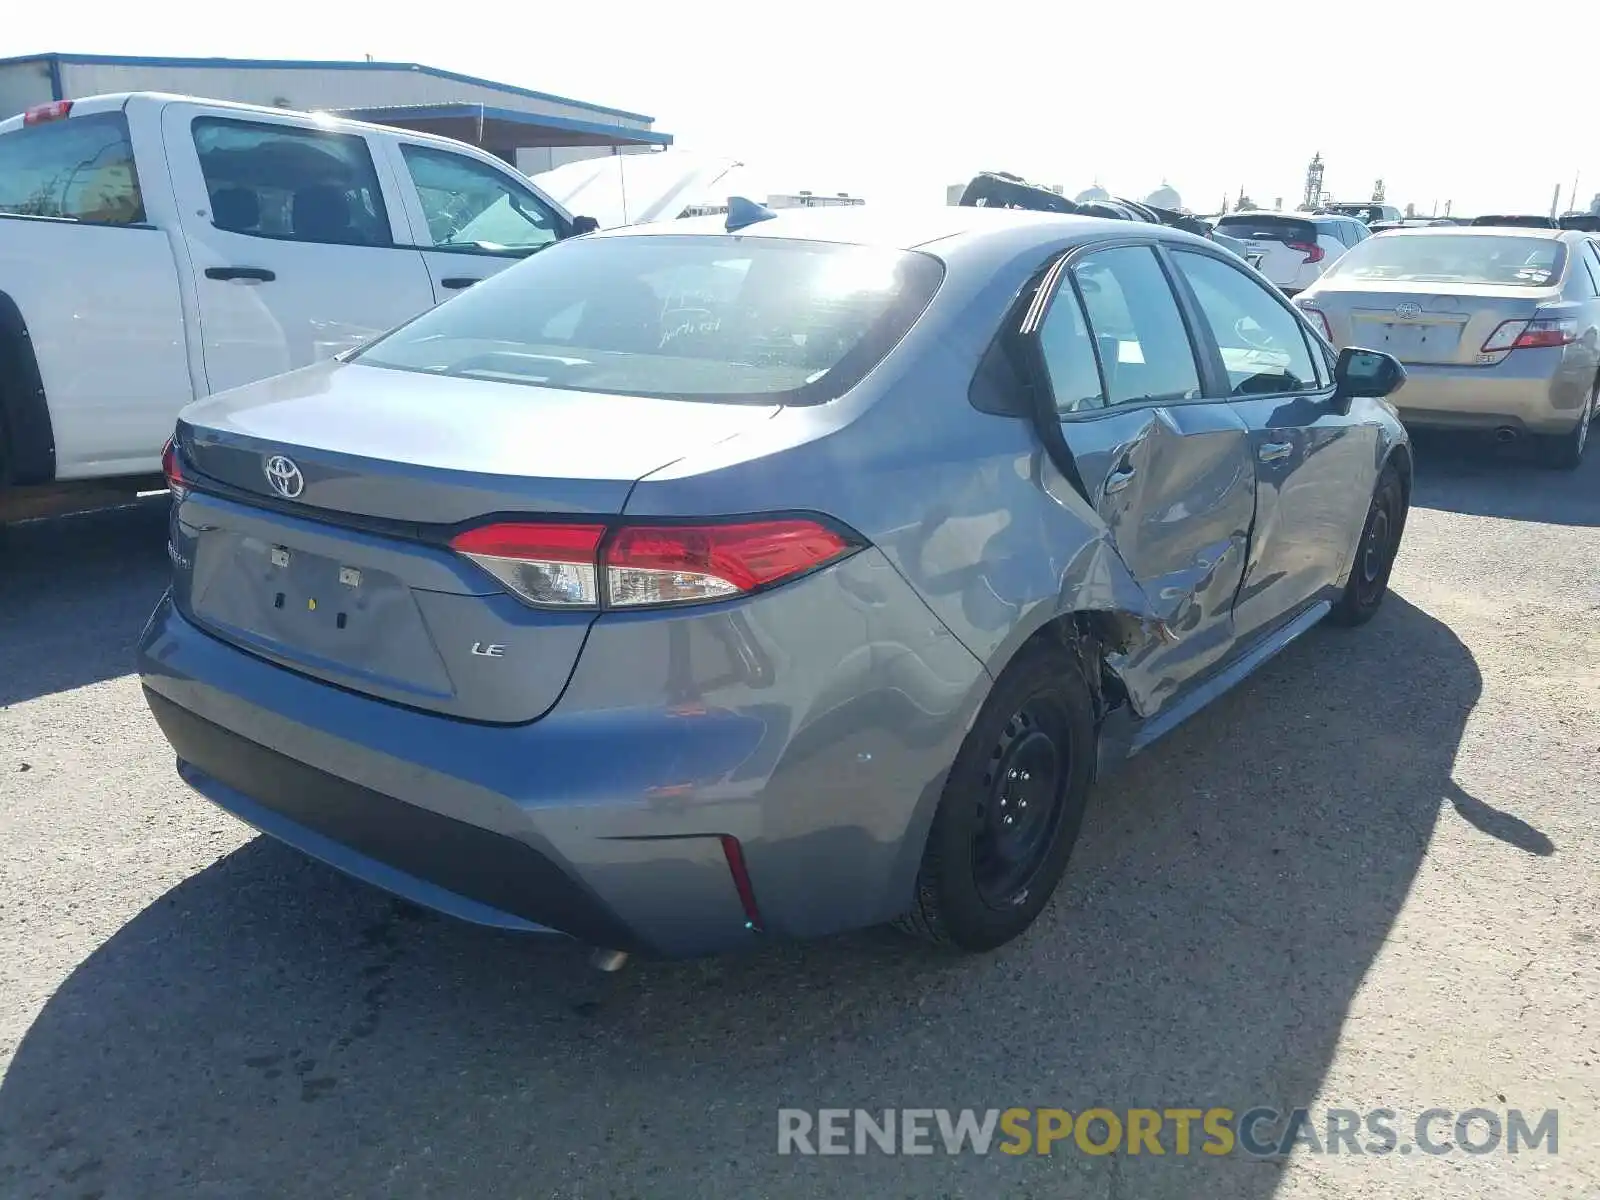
[569,215,600,236]
[1335,346,1406,399]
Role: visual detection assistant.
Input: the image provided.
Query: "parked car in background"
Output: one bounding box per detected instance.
[1210,212,1367,294]
[1370,219,1463,234]
[0,92,593,521]
[140,205,1412,960]
[1316,202,1403,225]
[1295,226,1599,466]
[1469,214,1559,229]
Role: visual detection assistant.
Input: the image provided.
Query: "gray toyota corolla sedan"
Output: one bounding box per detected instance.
[139,204,1411,958]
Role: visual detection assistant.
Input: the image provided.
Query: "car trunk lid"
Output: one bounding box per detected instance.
[1307,283,1552,364]
[171,359,779,723]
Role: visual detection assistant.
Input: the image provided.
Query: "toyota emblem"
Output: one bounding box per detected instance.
[1395,301,1422,320]
[263,454,305,499]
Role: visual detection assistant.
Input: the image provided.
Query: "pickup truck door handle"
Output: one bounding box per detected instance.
[441,277,481,290]
[1259,441,1294,462]
[205,266,275,283]
[1103,465,1137,494]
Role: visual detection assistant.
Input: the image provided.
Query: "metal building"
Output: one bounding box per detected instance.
[0,52,672,174]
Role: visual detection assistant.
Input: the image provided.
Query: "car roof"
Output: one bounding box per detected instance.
[0,91,505,160]
[1373,224,1570,240]
[586,204,1192,253]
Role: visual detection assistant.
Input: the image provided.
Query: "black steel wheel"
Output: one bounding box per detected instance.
[1330,462,1407,627]
[899,642,1096,952]
[971,699,1071,909]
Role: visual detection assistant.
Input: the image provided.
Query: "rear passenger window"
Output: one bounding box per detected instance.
[1583,242,1600,295]
[0,113,145,225]
[1070,246,1202,406]
[1173,250,1320,396]
[1036,282,1106,413]
[191,117,392,247]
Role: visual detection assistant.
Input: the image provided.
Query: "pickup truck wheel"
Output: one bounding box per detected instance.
[897,643,1095,952]
[1329,463,1406,628]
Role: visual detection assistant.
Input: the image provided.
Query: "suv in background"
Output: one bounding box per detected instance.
[1470,214,1560,229]
[1317,202,1403,225]
[1212,211,1367,295]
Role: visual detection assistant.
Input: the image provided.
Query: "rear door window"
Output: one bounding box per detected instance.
[0,112,145,225]
[1069,245,1202,406]
[1172,250,1321,397]
[1582,242,1600,294]
[191,117,392,247]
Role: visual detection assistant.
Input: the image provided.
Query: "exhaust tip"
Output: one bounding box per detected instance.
[1493,426,1520,444]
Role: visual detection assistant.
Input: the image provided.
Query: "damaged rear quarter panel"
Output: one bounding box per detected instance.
[627,226,1225,728]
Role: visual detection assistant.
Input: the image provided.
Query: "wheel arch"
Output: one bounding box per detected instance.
[983,607,1143,742]
[1382,438,1414,540]
[0,290,56,486]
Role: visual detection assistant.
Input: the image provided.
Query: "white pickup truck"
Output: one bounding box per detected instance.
[0,91,593,521]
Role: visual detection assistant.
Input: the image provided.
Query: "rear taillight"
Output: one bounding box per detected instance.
[1481,316,1577,352]
[1298,304,1333,341]
[1288,240,1325,265]
[720,835,764,931]
[450,522,607,607]
[22,100,73,126]
[605,520,854,607]
[161,437,187,497]
[450,516,860,610]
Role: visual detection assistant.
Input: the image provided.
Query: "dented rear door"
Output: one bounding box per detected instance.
[1031,242,1257,716]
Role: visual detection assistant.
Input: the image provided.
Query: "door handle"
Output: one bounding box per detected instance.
[1259,441,1294,462]
[1103,466,1137,494]
[205,266,275,283]
[441,277,481,290]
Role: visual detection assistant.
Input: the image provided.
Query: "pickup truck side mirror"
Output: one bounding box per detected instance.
[569,215,600,236]
[1334,346,1406,399]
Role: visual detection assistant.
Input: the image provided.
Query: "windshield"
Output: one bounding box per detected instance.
[1326,234,1565,287]
[354,233,944,404]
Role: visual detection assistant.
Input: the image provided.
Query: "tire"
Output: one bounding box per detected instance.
[1329,462,1406,628]
[899,642,1096,952]
[1535,391,1591,470]
[0,411,11,546]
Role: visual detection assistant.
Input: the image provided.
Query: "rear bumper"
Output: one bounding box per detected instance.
[146,687,645,946]
[1389,352,1592,435]
[137,550,988,957]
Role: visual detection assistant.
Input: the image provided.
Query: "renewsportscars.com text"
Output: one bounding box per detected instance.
[777,1107,1559,1158]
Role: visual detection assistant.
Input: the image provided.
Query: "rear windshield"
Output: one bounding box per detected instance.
[1325,205,1386,223]
[1213,215,1318,244]
[1470,215,1558,229]
[354,234,944,404]
[1326,234,1566,287]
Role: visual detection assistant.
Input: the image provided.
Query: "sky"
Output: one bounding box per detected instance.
[11,2,1600,218]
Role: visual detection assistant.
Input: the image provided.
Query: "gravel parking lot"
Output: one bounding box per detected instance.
[2,439,1596,1200]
